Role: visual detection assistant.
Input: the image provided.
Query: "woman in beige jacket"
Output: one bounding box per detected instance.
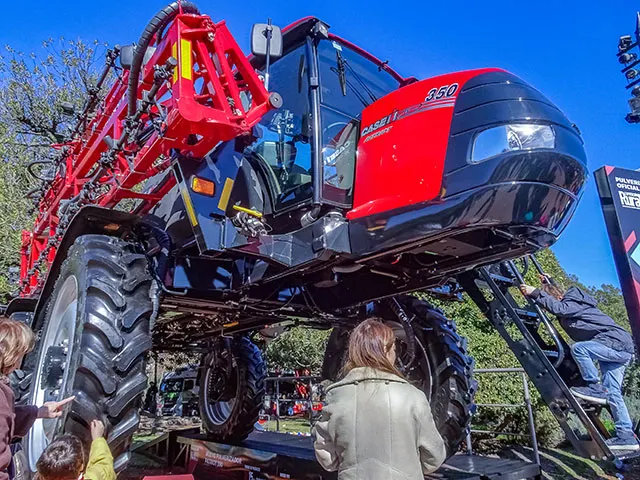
[313,319,446,479]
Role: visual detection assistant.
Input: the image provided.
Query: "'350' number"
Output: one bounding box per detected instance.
[425,83,459,102]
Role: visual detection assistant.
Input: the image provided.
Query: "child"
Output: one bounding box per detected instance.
[0,319,74,480]
[36,420,115,480]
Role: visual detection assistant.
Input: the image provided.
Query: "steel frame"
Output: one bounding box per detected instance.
[20,11,274,295]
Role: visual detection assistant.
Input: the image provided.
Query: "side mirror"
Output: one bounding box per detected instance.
[120,44,156,70]
[251,23,283,59]
[120,45,135,70]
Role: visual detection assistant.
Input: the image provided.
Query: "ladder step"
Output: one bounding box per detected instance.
[487,273,516,285]
[616,449,640,461]
[514,308,539,321]
[541,350,559,358]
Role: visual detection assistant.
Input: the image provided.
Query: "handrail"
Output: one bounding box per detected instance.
[466,367,540,466]
[263,375,321,432]
[506,259,566,368]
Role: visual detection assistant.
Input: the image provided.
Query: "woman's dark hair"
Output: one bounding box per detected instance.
[342,318,403,377]
[36,434,85,480]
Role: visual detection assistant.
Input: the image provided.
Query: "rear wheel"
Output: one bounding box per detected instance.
[199,337,266,441]
[23,235,153,473]
[322,295,477,456]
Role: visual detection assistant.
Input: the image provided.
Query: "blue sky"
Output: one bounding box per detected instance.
[2,0,639,288]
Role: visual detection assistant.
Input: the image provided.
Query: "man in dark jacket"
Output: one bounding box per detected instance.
[521,281,638,451]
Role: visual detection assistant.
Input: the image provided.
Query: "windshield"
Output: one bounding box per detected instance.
[161,379,184,393]
[317,39,400,205]
[317,40,401,119]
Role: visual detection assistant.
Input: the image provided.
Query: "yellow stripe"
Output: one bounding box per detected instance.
[180,38,192,80]
[180,188,198,226]
[233,205,263,218]
[172,43,178,83]
[218,178,234,212]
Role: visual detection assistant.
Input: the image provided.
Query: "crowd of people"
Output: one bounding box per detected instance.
[0,271,636,479]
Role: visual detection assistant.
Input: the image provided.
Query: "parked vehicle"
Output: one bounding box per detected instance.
[159,365,200,417]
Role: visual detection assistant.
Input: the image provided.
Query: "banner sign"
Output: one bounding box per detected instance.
[595,166,640,351]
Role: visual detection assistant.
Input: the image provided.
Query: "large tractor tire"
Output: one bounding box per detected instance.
[199,337,266,441]
[23,235,153,473]
[322,295,477,456]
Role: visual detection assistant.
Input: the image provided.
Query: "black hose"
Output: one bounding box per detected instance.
[150,225,171,282]
[27,160,54,181]
[388,298,416,371]
[128,1,200,117]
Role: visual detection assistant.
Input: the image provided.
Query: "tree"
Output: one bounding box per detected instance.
[0,39,106,300]
[426,249,640,448]
[264,327,330,373]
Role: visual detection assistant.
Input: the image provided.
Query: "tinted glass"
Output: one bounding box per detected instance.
[317,40,400,205]
[247,45,313,210]
[317,40,401,118]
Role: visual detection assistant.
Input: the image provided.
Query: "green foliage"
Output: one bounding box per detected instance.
[427,249,639,448]
[264,327,330,372]
[0,39,105,301]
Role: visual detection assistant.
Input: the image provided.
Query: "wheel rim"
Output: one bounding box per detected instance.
[203,350,239,426]
[27,275,79,472]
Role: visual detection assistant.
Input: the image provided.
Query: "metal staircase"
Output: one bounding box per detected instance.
[458,256,640,462]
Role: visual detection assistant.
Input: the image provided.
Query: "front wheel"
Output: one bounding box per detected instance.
[322,295,477,456]
[199,337,266,441]
[23,235,153,473]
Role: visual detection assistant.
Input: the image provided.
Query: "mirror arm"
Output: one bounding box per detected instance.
[264,19,273,91]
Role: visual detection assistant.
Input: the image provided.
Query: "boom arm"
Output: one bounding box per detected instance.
[20,2,277,296]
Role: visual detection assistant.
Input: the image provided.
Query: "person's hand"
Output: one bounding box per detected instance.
[90,419,105,440]
[539,274,551,284]
[37,396,75,419]
[520,284,536,296]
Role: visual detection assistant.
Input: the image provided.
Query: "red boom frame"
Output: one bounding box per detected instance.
[20,11,274,296]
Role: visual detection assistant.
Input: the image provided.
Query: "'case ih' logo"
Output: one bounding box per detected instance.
[361,83,459,140]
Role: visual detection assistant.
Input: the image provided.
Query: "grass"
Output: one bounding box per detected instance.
[261,416,311,434]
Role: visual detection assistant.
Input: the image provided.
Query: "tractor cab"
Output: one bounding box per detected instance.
[156,18,406,243]
[204,19,406,233]
[243,22,403,216]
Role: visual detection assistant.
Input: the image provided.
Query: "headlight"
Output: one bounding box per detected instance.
[471,124,555,163]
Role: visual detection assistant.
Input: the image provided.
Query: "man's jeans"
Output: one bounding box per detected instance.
[571,341,635,440]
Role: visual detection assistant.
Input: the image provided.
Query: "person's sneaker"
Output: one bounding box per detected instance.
[606,436,640,451]
[570,384,608,405]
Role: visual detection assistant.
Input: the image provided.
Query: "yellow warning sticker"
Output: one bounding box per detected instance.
[218,178,234,212]
[180,38,192,81]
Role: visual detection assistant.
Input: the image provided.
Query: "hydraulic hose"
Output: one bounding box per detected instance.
[128,1,200,117]
[388,298,416,371]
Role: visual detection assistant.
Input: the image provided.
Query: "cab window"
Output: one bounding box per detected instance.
[247,45,312,210]
[317,40,400,205]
